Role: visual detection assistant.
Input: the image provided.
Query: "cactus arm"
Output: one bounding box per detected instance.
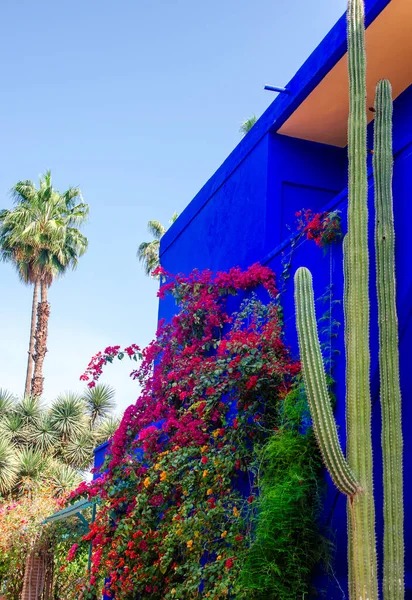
[345,1,378,597]
[373,79,404,600]
[294,267,360,496]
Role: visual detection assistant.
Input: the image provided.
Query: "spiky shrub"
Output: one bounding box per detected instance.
[294,0,382,597]
[373,79,404,599]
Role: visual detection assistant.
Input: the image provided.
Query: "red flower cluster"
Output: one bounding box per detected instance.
[295,209,342,248]
[80,344,141,388]
[69,264,299,599]
[66,543,79,562]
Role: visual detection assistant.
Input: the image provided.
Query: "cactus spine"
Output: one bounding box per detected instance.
[373,79,404,599]
[294,0,378,597]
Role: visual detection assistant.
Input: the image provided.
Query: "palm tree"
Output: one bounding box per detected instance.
[240,114,258,137]
[0,171,89,397]
[0,230,41,397]
[137,213,178,277]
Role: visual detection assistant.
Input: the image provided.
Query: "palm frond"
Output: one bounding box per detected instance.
[147,220,166,240]
[240,114,258,137]
[137,240,160,275]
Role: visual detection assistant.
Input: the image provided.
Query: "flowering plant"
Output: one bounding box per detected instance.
[71,264,303,599]
[295,209,342,248]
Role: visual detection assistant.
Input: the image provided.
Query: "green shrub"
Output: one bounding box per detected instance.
[240,383,329,599]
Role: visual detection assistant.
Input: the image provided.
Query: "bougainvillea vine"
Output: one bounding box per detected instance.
[70,264,302,599]
[295,209,342,248]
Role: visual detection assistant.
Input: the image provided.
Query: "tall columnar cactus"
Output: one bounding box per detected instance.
[345,0,378,597]
[294,0,378,597]
[373,79,404,600]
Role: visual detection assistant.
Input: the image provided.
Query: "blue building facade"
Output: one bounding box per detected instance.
[158,0,412,596]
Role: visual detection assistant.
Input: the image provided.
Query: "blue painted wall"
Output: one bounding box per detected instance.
[158,66,412,599]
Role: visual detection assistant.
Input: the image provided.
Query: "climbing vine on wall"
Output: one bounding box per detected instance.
[68,264,326,599]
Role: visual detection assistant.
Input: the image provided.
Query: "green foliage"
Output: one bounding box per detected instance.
[240,383,328,599]
[83,383,115,426]
[240,115,258,136]
[0,387,120,497]
[137,213,178,277]
[0,438,18,494]
[0,483,92,600]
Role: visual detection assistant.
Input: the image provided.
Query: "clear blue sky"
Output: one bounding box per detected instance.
[0,0,346,414]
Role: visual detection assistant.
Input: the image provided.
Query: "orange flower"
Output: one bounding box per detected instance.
[143,477,151,488]
[221,530,227,538]
[206,488,213,495]
[203,470,208,478]
[160,471,167,481]
[187,540,193,549]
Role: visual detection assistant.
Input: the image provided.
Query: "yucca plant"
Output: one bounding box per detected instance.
[0,387,118,497]
[14,394,43,427]
[17,447,46,481]
[0,388,15,419]
[94,414,121,445]
[28,413,59,453]
[49,393,87,442]
[0,388,119,599]
[63,431,96,469]
[0,411,27,445]
[46,462,82,496]
[83,383,116,427]
[0,438,18,494]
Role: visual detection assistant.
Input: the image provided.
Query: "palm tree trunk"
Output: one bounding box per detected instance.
[31,283,50,398]
[24,279,40,397]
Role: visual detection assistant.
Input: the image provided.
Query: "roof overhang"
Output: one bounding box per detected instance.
[43,498,93,525]
[278,0,412,147]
